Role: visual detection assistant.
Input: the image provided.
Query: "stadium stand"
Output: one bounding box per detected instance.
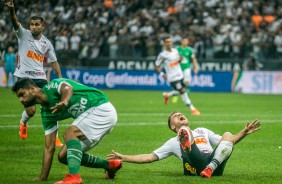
[0,0,282,65]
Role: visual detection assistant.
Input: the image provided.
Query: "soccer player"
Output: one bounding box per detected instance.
[107,112,261,178]
[155,36,200,115]
[171,37,199,103]
[3,46,17,87]
[6,0,63,146]
[12,78,122,183]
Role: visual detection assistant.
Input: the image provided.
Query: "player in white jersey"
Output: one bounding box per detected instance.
[6,1,63,146]
[155,36,200,115]
[107,112,261,178]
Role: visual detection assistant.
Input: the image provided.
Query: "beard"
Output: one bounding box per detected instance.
[31,31,40,37]
[23,96,36,108]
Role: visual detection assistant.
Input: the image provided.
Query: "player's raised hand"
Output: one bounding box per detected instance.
[5,0,14,9]
[245,119,261,135]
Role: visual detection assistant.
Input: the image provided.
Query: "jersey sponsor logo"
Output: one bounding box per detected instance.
[45,82,59,90]
[25,71,45,76]
[169,61,180,67]
[27,50,44,63]
[181,57,188,64]
[194,137,208,144]
[68,98,88,117]
[184,163,197,175]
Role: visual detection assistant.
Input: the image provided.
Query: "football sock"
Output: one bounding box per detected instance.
[81,152,109,169]
[21,110,31,125]
[56,122,59,137]
[181,93,195,110]
[186,87,190,93]
[168,90,179,97]
[66,140,82,174]
[207,141,233,171]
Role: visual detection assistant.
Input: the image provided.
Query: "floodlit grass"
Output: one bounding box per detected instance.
[0,87,281,184]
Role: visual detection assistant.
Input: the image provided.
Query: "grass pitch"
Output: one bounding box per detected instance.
[0,87,281,184]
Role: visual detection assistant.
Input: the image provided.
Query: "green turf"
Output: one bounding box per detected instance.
[0,87,281,184]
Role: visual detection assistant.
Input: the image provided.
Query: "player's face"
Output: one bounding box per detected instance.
[164,38,172,50]
[182,39,188,46]
[170,112,189,131]
[16,88,36,108]
[29,20,44,37]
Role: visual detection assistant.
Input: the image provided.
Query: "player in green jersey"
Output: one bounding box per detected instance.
[178,38,199,86]
[12,78,122,184]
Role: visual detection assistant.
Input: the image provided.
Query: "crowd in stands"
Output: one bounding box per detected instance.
[1,0,282,63]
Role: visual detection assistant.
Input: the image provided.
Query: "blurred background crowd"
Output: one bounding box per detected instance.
[0,0,282,64]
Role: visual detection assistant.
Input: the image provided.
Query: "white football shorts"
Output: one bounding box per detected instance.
[183,68,192,84]
[72,102,117,152]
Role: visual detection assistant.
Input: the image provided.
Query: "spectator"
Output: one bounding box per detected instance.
[55,30,69,51]
[70,31,81,53]
[3,46,17,87]
[0,0,281,62]
[107,30,118,59]
[212,29,226,58]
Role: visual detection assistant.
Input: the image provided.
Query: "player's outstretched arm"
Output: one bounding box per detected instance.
[6,0,20,30]
[192,55,199,74]
[233,119,261,144]
[107,150,158,164]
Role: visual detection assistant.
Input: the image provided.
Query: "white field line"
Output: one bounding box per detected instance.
[0,119,280,129]
[0,112,280,117]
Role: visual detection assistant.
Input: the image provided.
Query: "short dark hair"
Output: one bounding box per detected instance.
[12,78,36,93]
[162,35,171,42]
[30,16,44,23]
[168,111,177,130]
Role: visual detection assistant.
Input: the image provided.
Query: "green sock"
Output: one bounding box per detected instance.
[186,87,190,93]
[81,152,109,169]
[66,140,82,174]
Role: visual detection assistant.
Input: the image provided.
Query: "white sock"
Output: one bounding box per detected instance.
[56,122,59,138]
[180,93,195,110]
[21,111,31,125]
[207,141,233,171]
[168,90,179,97]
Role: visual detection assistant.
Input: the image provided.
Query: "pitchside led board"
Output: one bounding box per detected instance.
[48,68,282,94]
[0,67,281,94]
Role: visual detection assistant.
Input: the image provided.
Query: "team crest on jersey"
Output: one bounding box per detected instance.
[194,129,204,134]
[41,44,48,53]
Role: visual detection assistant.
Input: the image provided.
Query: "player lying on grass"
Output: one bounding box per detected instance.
[12,78,122,184]
[108,112,261,178]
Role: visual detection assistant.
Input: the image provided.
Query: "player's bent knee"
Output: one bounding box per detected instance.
[221,132,233,141]
[179,88,186,94]
[63,126,82,141]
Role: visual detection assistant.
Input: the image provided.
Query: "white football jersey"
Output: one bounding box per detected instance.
[13,24,57,79]
[153,128,221,160]
[155,48,183,82]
